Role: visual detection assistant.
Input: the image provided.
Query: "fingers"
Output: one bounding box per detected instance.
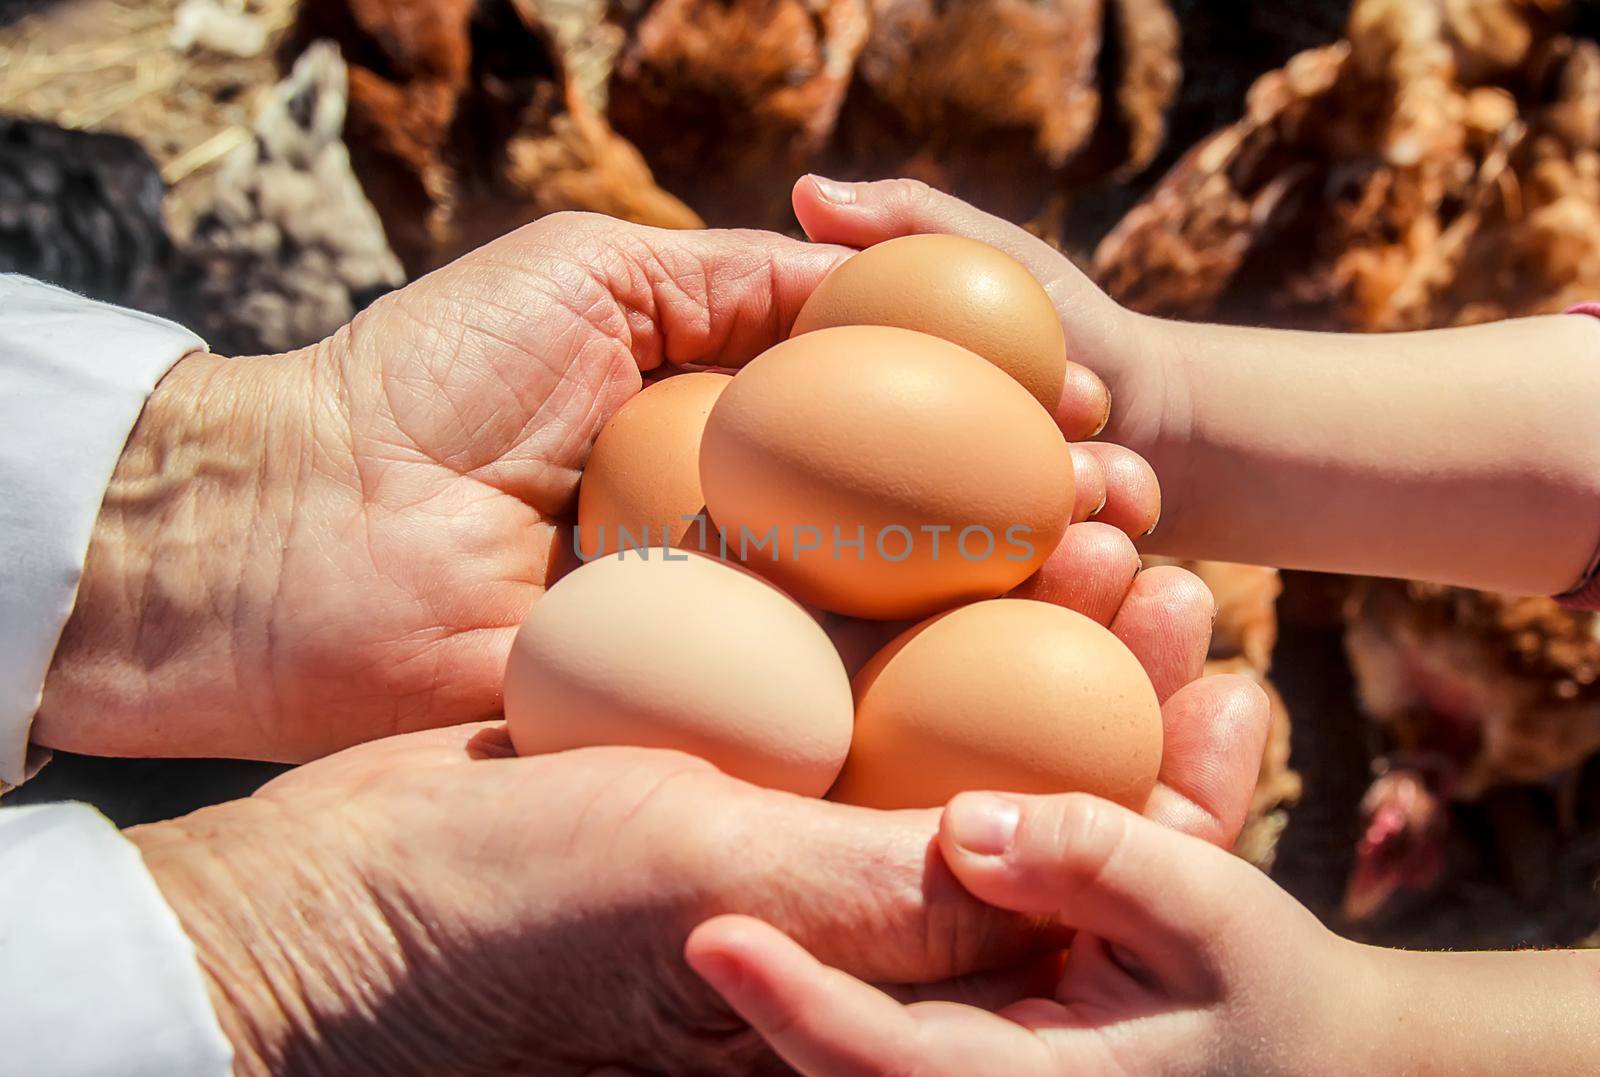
[1109,565,1215,702]
[716,787,1061,986]
[1068,446,1109,523]
[1057,363,1113,442]
[1076,443,1160,537]
[793,176,1127,432]
[794,176,1076,293]
[881,951,1065,1011]
[1143,674,1272,848]
[688,916,1060,1077]
[1106,565,1271,847]
[1066,443,1161,539]
[687,915,924,1077]
[515,213,852,372]
[792,176,1123,344]
[937,791,1257,995]
[1021,555,1266,849]
[1009,522,1141,626]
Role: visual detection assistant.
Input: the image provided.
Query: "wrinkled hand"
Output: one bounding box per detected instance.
[37,211,1159,763]
[101,205,1267,1074]
[132,675,1266,1077]
[688,791,1360,1077]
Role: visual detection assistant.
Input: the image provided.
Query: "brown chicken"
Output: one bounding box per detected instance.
[606,0,870,227]
[1094,0,1592,330]
[176,41,405,356]
[832,0,1180,223]
[1100,0,1600,922]
[295,0,698,276]
[1344,582,1600,919]
[592,0,1180,228]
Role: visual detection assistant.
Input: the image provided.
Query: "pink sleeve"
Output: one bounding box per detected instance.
[1556,304,1600,610]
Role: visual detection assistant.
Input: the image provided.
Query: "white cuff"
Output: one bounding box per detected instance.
[0,276,206,790]
[0,802,234,1075]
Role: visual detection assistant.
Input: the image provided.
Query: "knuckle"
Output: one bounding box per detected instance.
[534,208,602,234]
[1036,793,1127,896]
[887,176,938,207]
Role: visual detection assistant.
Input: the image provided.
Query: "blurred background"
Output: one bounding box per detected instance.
[6,0,1600,954]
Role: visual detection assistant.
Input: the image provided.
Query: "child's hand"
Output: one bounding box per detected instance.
[793,176,1170,464]
[791,175,1600,595]
[687,790,1365,1077]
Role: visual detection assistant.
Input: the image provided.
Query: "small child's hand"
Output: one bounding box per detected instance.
[792,175,1170,465]
[688,790,1364,1076]
[791,175,1600,598]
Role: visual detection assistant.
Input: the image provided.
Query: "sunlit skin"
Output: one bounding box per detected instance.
[690,792,1600,1077]
[739,176,1600,1072]
[66,212,1272,1072]
[36,213,1158,763]
[794,174,1600,597]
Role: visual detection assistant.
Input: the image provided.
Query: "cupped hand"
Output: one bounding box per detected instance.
[37,210,1154,763]
[794,174,1183,491]
[132,685,1265,1077]
[688,791,1362,1077]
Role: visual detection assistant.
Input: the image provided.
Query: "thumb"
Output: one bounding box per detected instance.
[938,791,1269,984]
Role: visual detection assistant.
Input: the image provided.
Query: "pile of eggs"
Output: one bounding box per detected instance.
[503,235,1163,809]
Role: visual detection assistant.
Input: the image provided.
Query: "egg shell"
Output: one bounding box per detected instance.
[792,234,1068,410]
[828,599,1163,810]
[577,372,730,558]
[504,551,854,796]
[699,325,1074,620]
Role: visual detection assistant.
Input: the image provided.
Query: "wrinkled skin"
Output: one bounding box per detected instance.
[135,736,1023,1075]
[67,208,1266,1073]
[133,660,1267,1076]
[38,211,1157,763]
[688,791,1362,1077]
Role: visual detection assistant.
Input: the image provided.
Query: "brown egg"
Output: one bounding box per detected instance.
[792,234,1067,410]
[700,325,1073,620]
[577,373,730,558]
[829,599,1162,810]
[504,552,854,796]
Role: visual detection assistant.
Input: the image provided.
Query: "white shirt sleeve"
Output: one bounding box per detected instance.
[0,802,234,1075]
[0,274,206,792]
[0,281,232,1074]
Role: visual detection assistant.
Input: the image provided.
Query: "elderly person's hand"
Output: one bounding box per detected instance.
[130,673,1265,1076]
[76,207,1265,1073]
[34,211,1161,763]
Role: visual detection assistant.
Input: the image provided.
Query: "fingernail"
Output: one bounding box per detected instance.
[1090,389,1112,438]
[808,174,856,205]
[1089,489,1108,519]
[1142,509,1161,538]
[947,793,1019,856]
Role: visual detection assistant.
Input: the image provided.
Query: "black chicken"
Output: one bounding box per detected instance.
[0,116,175,314]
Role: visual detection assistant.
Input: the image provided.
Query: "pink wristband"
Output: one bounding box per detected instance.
[1556,304,1600,610]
